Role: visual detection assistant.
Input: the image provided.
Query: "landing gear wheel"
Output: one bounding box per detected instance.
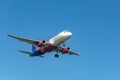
[54,54,59,58]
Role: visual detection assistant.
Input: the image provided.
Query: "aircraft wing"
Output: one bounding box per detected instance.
[7,34,39,44]
[57,46,80,56]
[68,51,80,56]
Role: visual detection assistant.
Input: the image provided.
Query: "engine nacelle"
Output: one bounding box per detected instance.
[37,40,47,47]
[61,47,71,54]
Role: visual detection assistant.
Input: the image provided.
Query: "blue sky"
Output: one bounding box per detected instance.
[0,0,120,80]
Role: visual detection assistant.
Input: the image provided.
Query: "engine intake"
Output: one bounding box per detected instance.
[42,40,46,44]
[67,47,71,51]
[61,47,71,54]
[37,40,47,47]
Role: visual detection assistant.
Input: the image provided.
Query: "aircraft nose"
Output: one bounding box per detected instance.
[67,32,72,36]
[68,32,72,36]
[62,30,72,37]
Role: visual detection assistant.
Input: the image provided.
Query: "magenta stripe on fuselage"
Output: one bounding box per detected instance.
[42,44,57,53]
[32,44,57,54]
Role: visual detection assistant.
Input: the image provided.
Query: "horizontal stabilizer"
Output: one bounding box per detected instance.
[19,50,44,57]
[19,50,32,55]
[39,55,44,58]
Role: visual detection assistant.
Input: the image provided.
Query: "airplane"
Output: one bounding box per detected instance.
[7,30,80,58]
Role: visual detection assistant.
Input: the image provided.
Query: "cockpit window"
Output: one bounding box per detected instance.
[63,30,69,33]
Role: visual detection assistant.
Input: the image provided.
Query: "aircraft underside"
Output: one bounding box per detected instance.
[7,30,80,58]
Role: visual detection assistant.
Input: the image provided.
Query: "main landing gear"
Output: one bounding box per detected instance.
[54,54,59,58]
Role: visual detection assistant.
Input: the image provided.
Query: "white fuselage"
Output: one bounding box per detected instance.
[49,30,72,46]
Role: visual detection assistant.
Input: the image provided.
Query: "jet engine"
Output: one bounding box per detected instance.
[37,40,47,47]
[61,47,71,54]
